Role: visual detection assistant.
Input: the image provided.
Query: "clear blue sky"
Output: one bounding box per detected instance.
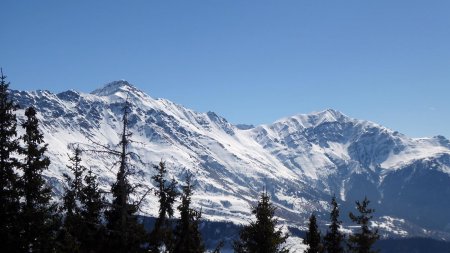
[2,0,450,138]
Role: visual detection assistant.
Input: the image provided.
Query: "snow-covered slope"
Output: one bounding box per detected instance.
[10,81,450,240]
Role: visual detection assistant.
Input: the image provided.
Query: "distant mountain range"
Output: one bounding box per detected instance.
[10,80,450,245]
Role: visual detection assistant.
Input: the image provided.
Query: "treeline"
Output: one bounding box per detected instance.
[1,70,378,253]
[303,196,379,253]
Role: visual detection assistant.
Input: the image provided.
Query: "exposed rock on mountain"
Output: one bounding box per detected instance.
[11,80,450,240]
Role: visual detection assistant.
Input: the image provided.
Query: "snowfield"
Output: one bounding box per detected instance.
[10,80,450,243]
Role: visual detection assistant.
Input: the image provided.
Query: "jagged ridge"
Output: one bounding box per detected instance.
[9,81,450,241]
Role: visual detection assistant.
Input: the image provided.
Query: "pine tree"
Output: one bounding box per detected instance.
[173,172,205,253]
[149,161,178,253]
[103,99,147,252]
[79,168,106,252]
[233,191,289,253]
[57,147,107,253]
[57,147,87,252]
[0,69,21,252]
[304,214,323,253]
[347,197,379,253]
[18,106,60,252]
[63,147,86,216]
[323,196,344,253]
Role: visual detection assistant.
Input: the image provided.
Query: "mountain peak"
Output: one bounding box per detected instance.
[312,108,345,119]
[274,109,348,128]
[91,80,141,97]
[10,84,450,241]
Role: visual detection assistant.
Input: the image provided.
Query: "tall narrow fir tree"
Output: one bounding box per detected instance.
[304,214,323,253]
[19,107,59,252]
[233,190,289,253]
[173,172,205,253]
[63,147,86,216]
[57,147,88,252]
[0,69,21,252]
[149,161,178,253]
[104,99,147,252]
[323,196,344,253]
[79,168,106,252]
[347,197,379,253]
[61,147,86,226]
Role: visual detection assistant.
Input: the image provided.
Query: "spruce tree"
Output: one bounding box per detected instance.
[104,99,147,252]
[173,172,205,253]
[304,214,323,253]
[347,197,379,253]
[323,196,344,253]
[149,161,178,253]
[81,168,104,225]
[233,191,289,253]
[79,168,106,252]
[63,147,86,215]
[0,69,21,252]
[19,106,59,252]
[62,148,86,225]
[57,147,87,252]
[57,147,107,253]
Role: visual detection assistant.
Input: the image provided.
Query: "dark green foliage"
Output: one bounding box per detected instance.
[304,214,323,253]
[80,168,105,231]
[0,69,21,252]
[149,161,178,252]
[233,191,289,253]
[58,147,106,252]
[57,147,86,252]
[19,106,60,252]
[55,228,81,253]
[173,172,205,253]
[62,147,86,216]
[0,71,392,253]
[104,100,147,252]
[323,196,344,253]
[78,168,107,252]
[348,197,379,253]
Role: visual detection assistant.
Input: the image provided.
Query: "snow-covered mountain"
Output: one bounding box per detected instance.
[10,80,450,241]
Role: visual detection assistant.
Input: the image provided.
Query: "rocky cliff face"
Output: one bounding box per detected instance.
[10,80,450,240]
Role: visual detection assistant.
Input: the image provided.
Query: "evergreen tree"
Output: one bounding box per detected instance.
[347,197,379,253]
[79,168,106,252]
[63,147,86,216]
[149,161,178,253]
[173,172,205,253]
[304,214,323,253]
[0,69,21,252]
[323,196,344,253]
[18,106,60,252]
[104,99,147,252]
[55,229,80,253]
[233,191,289,253]
[57,147,87,252]
[57,147,106,253]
